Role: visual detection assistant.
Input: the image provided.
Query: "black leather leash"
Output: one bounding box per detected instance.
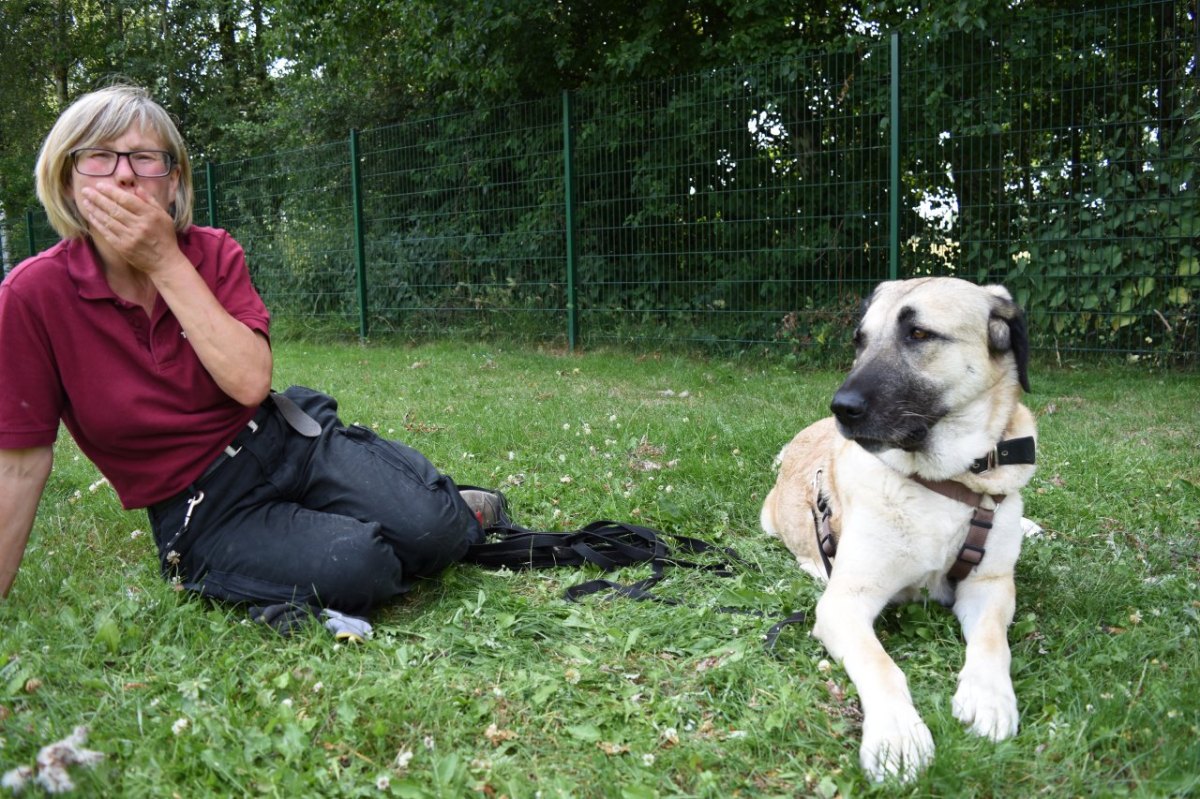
[464,519,742,601]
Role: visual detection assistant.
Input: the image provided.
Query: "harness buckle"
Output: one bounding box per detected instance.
[970,448,998,474]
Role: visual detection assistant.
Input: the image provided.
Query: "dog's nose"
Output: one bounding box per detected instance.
[831,388,868,425]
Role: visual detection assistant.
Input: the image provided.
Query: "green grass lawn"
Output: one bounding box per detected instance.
[2,341,1197,797]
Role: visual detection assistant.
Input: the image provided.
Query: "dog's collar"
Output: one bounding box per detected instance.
[969,436,1036,474]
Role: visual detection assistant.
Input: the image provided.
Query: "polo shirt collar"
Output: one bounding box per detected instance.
[65,238,117,301]
[65,228,205,303]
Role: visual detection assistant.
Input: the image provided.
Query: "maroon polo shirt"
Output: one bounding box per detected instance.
[0,227,270,508]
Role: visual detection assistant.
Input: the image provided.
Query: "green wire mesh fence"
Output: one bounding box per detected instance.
[4,2,1196,362]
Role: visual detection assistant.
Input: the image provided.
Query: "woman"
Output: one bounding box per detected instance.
[0,84,504,636]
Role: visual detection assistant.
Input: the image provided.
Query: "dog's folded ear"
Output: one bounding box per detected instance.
[984,285,1031,393]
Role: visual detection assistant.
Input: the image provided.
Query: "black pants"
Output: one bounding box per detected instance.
[147,386,484,614]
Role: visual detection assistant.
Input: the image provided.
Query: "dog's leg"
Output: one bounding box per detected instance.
[814,587,935,783]
[951,574,1019,740]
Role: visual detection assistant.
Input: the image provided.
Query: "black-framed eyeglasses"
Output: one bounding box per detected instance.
[70,147,175,178]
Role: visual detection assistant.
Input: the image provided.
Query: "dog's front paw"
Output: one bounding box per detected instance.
[860,704,935,783]
[953,674,1018,740]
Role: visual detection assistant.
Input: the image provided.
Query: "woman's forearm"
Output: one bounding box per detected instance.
[0,447,54,597]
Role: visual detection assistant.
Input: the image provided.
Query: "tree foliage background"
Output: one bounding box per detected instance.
[6,0,1179,220]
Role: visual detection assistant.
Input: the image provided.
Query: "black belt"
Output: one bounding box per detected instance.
[197,407,270,480]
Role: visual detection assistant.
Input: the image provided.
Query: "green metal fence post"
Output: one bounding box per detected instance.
[205,162,218,228]
[562,90,579,351]
[350,129,370,340]
[889,30,901,281]
[25,210,36,258]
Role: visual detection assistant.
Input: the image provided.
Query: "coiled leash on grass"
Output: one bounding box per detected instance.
[463,519,807,653]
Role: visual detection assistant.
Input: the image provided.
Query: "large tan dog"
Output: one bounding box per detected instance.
[761,277,1037,782]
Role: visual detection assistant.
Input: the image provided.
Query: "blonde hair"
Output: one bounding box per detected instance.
[35,84,193,239]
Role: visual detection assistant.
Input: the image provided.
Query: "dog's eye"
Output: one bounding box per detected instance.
[908,327,934,342]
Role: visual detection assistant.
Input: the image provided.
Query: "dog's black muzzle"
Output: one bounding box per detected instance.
[830,361,943,452]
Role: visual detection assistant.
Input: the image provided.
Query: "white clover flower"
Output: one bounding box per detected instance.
[313,682,324,694]
[171,718,189,736]
[394,750,414,769]
[642,753,655,766]
[375,774,391,790]
[564,667,581,685]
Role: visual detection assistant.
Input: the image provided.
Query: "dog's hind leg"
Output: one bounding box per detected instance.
[951,573,1019,740]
